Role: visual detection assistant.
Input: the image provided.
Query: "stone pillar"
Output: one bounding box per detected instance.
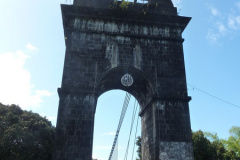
[140,98,194,160]
[53,89,97,160]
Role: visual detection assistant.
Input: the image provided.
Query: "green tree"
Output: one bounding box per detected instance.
[192,130,216,160]
[204,132,227,160]
[136,136,141,160]
[0,103,55,160]
[222,126,240,160]
[194,129,240,160]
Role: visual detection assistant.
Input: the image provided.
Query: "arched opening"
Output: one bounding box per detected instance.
[96,66,155,108]
[92,90,141,160]
[92,67,155,159]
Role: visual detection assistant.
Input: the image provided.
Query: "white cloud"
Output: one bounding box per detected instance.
[103,132,115,136]
[211,7,219,16]
[0,47,51,109]
[26,43,38,51]
[228,16,236,29]
[217,23,227,35]
[92,154,98,159]
[206,30,220,43]
[206,4,220,16]
[47,116,57,121]
[236,16,240,25]
[36,90,53,97]
[228,15,240,30]
[206,3,240,43]
[97,145,112,150]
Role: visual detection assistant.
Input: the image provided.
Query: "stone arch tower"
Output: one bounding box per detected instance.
[53,0,194,159]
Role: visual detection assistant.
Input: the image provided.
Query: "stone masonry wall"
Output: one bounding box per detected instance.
[54,91,97,160]
[53,3,194,160]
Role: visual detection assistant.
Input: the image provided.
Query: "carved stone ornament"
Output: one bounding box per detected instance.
[121,74,134,87]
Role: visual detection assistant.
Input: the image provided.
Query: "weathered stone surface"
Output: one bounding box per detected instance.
[53,1,194,160]
[159,142,194,160]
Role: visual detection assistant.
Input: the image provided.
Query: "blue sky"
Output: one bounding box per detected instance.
[0,0,240,160]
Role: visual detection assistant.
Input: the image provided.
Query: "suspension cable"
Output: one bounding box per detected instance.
[108,92,131,160]
[131,103,140,160]
[124,99,138,160]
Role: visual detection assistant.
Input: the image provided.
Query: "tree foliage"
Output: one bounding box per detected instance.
[192,128,240,160]
[136,136,141,160]
[0,103,55,160]
[192,130,216,160]
[224,126,240,158]
[119,0,130,10]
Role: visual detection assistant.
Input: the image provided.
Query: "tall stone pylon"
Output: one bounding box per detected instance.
[53,0,194,159]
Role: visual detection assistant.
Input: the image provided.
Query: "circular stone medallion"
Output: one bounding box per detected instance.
[121,74,134,87]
